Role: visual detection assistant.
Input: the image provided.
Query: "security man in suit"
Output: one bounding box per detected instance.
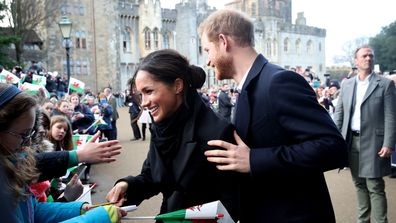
[334,45,396,223]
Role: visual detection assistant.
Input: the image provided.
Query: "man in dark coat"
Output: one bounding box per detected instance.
[200,9,348,223]
[126,91,142,141]
[217,83,233,122]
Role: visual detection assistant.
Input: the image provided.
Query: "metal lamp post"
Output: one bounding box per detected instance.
[58,16,72,89]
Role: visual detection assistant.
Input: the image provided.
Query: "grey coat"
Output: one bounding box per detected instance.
[333,74,396,177]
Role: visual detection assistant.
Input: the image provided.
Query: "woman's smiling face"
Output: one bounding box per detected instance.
[135,70,183,123]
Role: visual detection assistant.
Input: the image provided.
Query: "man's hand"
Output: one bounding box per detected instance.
[205,131,251,173]
[378,146,393,158]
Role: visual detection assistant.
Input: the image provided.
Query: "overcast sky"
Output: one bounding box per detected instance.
[162,0,396,66]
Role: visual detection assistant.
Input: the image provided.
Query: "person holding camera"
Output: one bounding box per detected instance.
[217,83,233,122]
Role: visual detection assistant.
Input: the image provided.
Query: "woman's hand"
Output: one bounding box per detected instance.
[106,181,128,207]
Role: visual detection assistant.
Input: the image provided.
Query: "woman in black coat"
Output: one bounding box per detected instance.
[106,49,240,221]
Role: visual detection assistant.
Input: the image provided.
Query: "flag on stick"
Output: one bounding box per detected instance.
[122,201,234,223]
[69,77,85,93]
[84,117,107,132]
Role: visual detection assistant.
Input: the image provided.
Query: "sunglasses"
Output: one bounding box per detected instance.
[6,130,36,146]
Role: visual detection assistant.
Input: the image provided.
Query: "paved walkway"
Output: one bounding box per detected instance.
[91,107,396,222]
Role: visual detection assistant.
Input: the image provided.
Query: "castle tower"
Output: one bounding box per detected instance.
[175,1,199,64]
[138,0,162,57]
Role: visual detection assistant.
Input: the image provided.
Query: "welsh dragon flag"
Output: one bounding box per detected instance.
[69,77,85,93]
[72,134,94,150]
[123,201,234,223]
[32,74,47,86]
[0,69,21,84]
[84,117,108,132]
[20,82,50,98]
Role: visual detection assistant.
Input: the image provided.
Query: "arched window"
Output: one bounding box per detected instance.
[82,60,88,75]
[272,39,277,57]
[75,60,81,74]
[65,2,71,14]
[163,32,170,49]
[153,28,159,49]
[266,38,272,57]
[74,1,79,14]
[79,2,85,15]
[75,31,81,48]
[251,3,256,17]
[296,39,301,54]
[307,40,313,54]
[284,38,289,52]
[144,27,151,50]
[81,31,86,49]
[123,28,131,52]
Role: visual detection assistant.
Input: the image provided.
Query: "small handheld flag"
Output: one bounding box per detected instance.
[122,200,234,223]
[69,77,85,93]
[84,117,107,132]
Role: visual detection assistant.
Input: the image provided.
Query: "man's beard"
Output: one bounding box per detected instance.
[215,54,235,80]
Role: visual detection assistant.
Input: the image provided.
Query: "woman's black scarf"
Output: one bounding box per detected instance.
[150,96,193,168]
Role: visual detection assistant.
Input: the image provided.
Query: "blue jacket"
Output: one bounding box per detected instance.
[15,196,112,223]
[98,103,113,131]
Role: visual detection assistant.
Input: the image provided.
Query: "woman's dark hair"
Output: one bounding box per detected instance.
[0,83,39,203]
[130,49,206,101]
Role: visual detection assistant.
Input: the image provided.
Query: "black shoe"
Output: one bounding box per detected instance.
[130,138,140,141]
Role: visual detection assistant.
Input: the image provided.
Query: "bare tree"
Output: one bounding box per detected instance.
[341,37,369,66]
[331,37,369,66]
[4,0,57,63]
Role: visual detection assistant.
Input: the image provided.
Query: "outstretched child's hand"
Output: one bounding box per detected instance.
[62,174,83,201]
[76,131,122,164]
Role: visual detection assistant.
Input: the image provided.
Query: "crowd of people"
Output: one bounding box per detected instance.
[1,8,396,223]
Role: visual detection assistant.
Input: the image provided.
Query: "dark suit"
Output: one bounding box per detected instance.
[127,94,142,140]
[218,90,233,122]
[235,54,347,222]
[118,92,240,221]
[107,95,119,140]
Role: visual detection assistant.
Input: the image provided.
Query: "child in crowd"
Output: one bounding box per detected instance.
[41,99,55,115]
[52,99,72,122]
[47,115,80,200]
[48,115,73,151]
[0,83,126,222]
